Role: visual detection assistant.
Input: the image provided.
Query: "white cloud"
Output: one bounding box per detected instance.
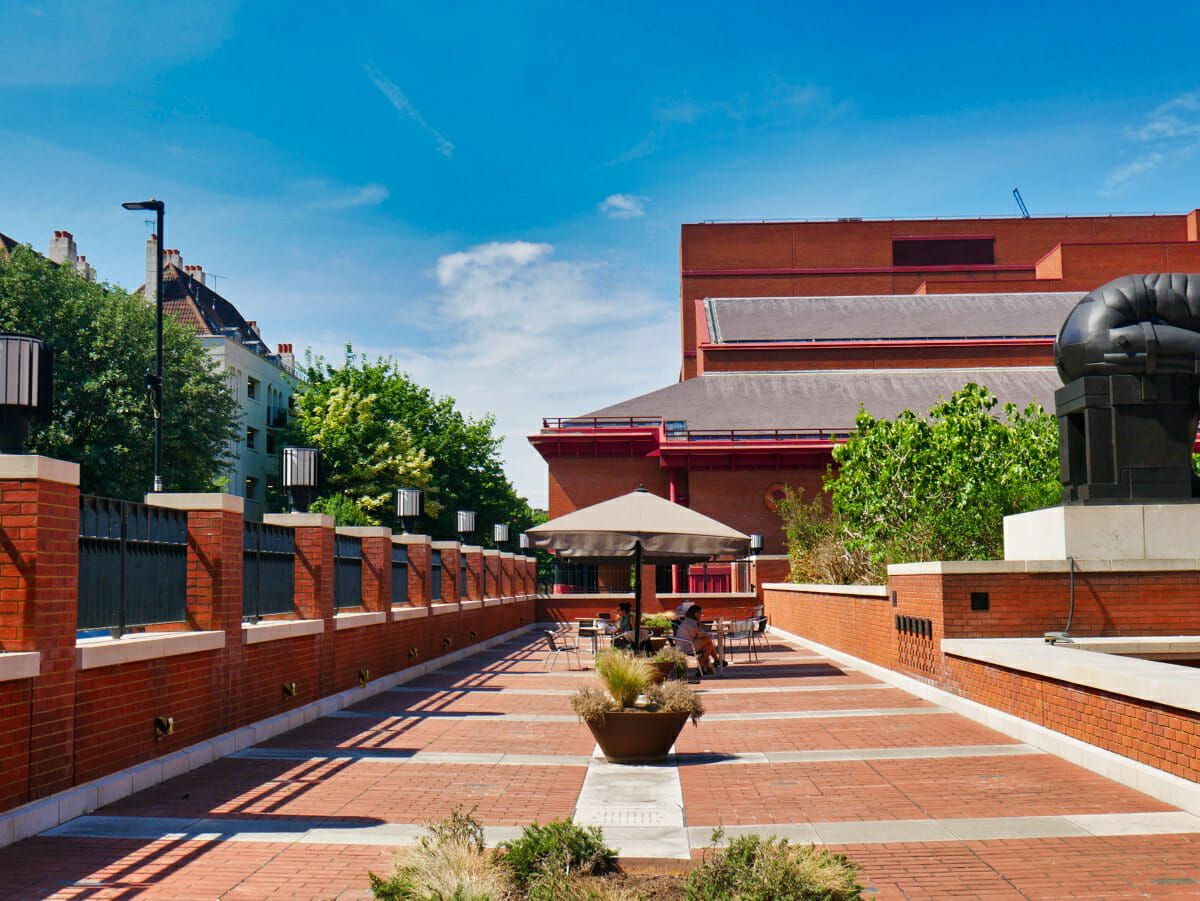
[309,181,390,210]
[397,241,676,508]
[598,193,647,219]
[1105,91,1200,192]
[364,63,454,159]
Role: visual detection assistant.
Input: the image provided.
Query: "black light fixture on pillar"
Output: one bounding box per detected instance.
[0,334,53,454]
[493,522,510,549]
[121,198,165,492]
[750,534,764,554]
[281,446,319,512]
[396,487,423,533]
[456,510,476,543]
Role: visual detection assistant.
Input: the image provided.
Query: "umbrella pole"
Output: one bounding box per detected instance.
[633,542,643,652]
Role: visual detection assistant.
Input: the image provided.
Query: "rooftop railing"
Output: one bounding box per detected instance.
[541,417,849,443]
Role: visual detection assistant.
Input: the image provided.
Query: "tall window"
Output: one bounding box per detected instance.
[247,376,260,400]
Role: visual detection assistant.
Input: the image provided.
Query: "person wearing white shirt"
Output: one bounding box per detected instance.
[674,605,725,673]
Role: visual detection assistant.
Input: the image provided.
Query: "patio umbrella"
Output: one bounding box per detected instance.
[526,487,750,648]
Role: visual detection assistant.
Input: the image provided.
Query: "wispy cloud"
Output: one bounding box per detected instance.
[308,181,390,210]
[614,78,847,164]
[1105,91,1200,192]
[598,193,647,219]
[364,63,454,159]
[396,241,675,507]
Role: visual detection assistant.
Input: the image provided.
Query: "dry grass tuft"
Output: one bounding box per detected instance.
[593,648,652,708]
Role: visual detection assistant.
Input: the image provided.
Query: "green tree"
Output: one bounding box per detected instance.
[830,383,1060,563]
[0,244,238,498]
[290,347,539,539]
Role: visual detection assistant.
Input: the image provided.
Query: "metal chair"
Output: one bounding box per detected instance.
[749,615,769,657]
[542,629,583,672]
[724,618,757,662]
[672,637,704,682]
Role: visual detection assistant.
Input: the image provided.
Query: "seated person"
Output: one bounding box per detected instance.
[674,605,726,673]
[612,601,651,652]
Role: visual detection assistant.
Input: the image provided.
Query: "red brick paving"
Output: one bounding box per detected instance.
[697,686,935,713]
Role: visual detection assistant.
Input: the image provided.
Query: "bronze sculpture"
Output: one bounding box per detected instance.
[1054,274,1200,503]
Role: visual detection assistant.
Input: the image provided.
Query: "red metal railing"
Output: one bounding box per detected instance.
[541,418,849,443]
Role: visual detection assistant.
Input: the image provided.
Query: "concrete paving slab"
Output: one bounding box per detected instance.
[813,818,957,844]
[941,815,1089,840]
[1067,811,1200,835]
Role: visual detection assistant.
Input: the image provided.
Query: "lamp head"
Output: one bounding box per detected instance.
[0,334,53,454]
[122,199,164,212]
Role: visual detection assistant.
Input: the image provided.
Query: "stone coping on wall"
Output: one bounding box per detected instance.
[0,652,39,683]
[391,606,429,621]
[888,558,1200,575]
[763,582,889,598]
[335,526,392,538]
[76,631,225,670]
[0,454,79,486]
[942,637,1200,716]
[262,513,335,529]
[392,534,431,545]
[483,598,503,608]
[482,549,501,557]
[459,599,483,610]
[431,603,459,616]
[242,619,324,645]
[659,591,760,600]
[145,493,244,513]
[430,540,460,550]
[500,552,515,560]
[333,611,388,631]
[460,545,483,554]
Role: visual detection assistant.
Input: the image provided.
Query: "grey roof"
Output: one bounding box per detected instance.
[583,368,1062,432]
[705,293,1085,343]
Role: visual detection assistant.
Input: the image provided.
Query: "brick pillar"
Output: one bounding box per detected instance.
[338,527,392,613]
[523,556,536,595]
[0,456,80,800]
[266,513,335,695]
[396,535,431,606]
[461,546,483,601]
[500,553,515,598]
[432,542,460,603]
[483,551,501,599]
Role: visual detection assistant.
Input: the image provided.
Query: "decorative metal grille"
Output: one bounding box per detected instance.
[243,521,295,621]
[334,534,363,609]
[431,549,442,602]
[78,496,187,635]
[392,544,408,604]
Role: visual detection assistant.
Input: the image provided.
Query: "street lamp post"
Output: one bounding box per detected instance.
[122,198,165,493]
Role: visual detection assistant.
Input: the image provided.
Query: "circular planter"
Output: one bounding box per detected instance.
[584,710,690,762]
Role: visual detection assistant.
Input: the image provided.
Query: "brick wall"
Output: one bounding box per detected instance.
[0,475,533,817]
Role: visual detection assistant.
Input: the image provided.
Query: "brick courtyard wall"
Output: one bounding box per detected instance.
[764,562,1200,782]
[0,464,534,819]
[462,547,483,602]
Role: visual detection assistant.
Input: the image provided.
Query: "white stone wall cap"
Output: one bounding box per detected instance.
[431,603,459,615]
[942,637,1200,716]
[430,540,461,550]
[459,599,483,610]
[482,549,501,557]
[459,545,483,554]
[1004,504,1200,562]
[762,583,888,598]
[0,455,80,486]
[335,526,392,538]
[888,558,1200,576]
[0,651,40,682]
[749,554,789,561]
[77,630,225,670]
[145,493,244,514]
[391,605,429,621]
[392,533,432,545]
[658,591,759,600]
[334,611,387,630]
[242,618,324,644]
[500,552,515,560]
[483,597,503,607]
[263,512,334,529]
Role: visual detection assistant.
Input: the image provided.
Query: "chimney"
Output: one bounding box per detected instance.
[145,234,159,302]
[49,230,78,267]
[247,320,261,339]
[184,264,205,286]
[75,255,96,282]
[277,343,295,374]
[164,247,182,270]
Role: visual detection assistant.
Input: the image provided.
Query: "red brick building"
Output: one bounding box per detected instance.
[532,210,1200,563]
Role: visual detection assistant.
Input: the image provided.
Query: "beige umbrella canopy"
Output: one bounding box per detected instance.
[527,487,750,563]
[527,487,750,648]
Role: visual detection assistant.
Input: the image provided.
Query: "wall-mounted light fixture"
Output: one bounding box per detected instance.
[456,510,476,542]
[154,715,174,740]
[749,534,764,554]
[493,522,510,548]
[358,668,370,687]
[282,681,298,699]
[0,334,53,454]
[396,487,423,533]
[281,446,319,512]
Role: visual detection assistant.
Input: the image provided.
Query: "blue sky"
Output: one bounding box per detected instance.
[2,0,1200,507]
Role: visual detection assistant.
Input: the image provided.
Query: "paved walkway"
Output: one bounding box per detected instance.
[2,632,1200,898]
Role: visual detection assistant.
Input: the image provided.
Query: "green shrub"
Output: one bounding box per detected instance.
[593,648,651,708]
[652,645,688,679]
[640,614,674,632]
[497,820,616,888]
[685,832,862,900]
[369,807,511,900]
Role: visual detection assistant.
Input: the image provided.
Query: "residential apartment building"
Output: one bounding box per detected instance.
[140,236,298,520]
[532,209,1200,567]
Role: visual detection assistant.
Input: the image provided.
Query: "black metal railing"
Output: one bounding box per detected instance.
[243,521,295,621]
[553,561,600,594]
[391,544,408,604]
[78,496,188,635]
[334,534,363,609]
[431,549,442,602]
[460,554,468,600]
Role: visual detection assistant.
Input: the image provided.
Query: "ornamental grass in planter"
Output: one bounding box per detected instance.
[649,645,688,683]
[570,648,703,762]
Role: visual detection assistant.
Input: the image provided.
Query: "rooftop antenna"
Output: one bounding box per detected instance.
[206,272,228,286]
[1012,187,1030,219]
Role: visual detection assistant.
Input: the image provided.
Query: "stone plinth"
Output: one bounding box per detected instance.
[1004,504,1200,561]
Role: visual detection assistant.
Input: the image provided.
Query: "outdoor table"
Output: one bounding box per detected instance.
[577,619,614,655]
